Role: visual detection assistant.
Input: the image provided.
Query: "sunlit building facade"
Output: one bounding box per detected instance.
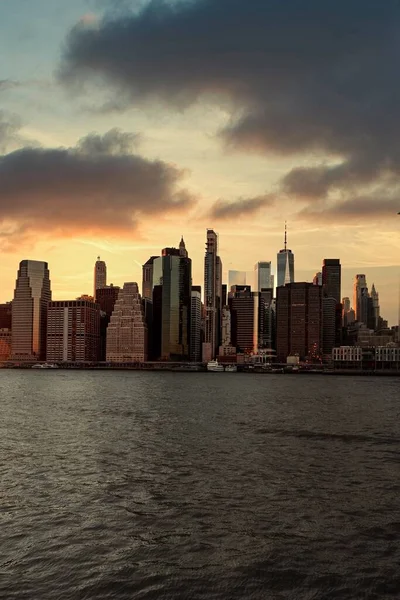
[46,300,101,362]
[106,282,148,362]
[11,260,51,361]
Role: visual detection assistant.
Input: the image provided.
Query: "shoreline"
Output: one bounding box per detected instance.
[1,364,399,376]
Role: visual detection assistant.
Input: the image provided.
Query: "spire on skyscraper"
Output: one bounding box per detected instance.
[284,222,287,251]
[179,236,188,257]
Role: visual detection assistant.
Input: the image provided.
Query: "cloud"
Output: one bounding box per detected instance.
[0,128,196,248]
[209,194,274,220]
[59,0,400,210]
[298,191,400,223]
[0,111,25,154]
[0,80,21,92]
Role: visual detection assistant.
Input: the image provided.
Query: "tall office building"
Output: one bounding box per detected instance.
[152,241,192,361]
[371,284,380,330]
[254,262,274,292]
[228,270,247,288]
[276,282,323,362]
[96,285,121,361]
[46,300,101,362]
[342,297,355,327]
[106,282,148,362]
[190,289,202,362]
[229,286,265,355]
[353,274,369,325]
[322,259,341,303]
[142,256,159,301]
[203,229,222,361]
[11,260,51,361]
[322,296,337,357]
[277,223,295,287]
[94,257,107,301]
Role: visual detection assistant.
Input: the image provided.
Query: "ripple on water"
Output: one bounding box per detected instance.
[0,371,399,600]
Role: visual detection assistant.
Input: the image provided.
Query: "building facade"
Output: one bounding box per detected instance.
[106,282,148,362]
[322,259,341,303]
[47,300,101,362]
[190,289,202,362]
[276,282,323,362]
[142,256,159,301]
[96,285,121,361]
[228,270,247,289]
[203,229,222,361]
[94,257,107,301]
[152,242,192,361]
[277,224,295,287]
[353,274,369,325]
[11,260,51,361]
[254,262,274,292]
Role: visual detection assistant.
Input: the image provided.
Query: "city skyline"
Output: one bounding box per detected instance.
[0,1,399,325]
[0,229,398,326]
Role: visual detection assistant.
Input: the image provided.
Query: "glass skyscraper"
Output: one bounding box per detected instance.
[277,224,294,287]
[11,260,51,361]
[153,240,192,361]
[254,261,274,292]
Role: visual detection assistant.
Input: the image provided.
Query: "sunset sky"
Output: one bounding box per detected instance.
[0,0,399,324]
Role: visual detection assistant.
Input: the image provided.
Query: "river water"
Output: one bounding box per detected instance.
[1,371,399,599]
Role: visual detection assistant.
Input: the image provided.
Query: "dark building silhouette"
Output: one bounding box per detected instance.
[276,282,323,362]
[322,259,341,303]
[322,259,342,347]
[152,241,192,361]
[142,256,159,301]
[96,285,120,361]
[0,302,12,330]
[228,286,266,354]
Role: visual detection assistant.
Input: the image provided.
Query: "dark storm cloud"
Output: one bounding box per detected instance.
[59,0,400,210]
[209,194,274,220]
[298,192,400,222]
[0,129,196,240]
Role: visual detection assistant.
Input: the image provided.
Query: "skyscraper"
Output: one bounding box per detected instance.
[353,274,369,325]
[276,282,323,362]
[11,260,51,361]
[96,285,121,361]
[46,300,101,363]
[203,229,222,361]
[322,259,341,303]
[106,282,148,362]
[190,289,201,362]
[153,241,192,361]
[94,257,107,300]
[228,270,246,288]
[371,283,380,330]
[142,256,159,301]
[277,223,295,287]
[254,262,274,292]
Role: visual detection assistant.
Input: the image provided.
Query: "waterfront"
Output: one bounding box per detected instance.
[1,371,399,599]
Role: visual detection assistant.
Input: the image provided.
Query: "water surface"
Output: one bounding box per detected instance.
[1,371,399,599]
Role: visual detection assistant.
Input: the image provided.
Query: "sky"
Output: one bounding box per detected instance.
[0,0,399,324]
